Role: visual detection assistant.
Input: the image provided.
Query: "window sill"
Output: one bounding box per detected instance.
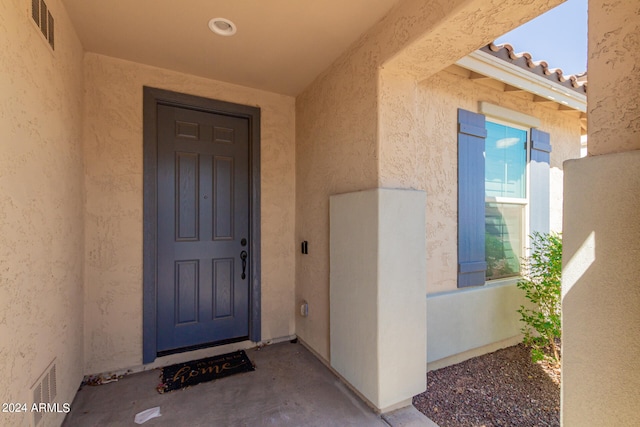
[484,276,520,288]
[431,277,521,298]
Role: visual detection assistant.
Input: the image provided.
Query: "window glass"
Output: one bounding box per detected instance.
[485,203,524,280]
[485,122,527,199]
[485,121,528,281]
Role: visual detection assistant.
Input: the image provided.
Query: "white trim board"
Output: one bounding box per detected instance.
[456,50,586,113]
[479,102,540,128]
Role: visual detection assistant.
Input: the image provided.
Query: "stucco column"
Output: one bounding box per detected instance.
[330,189,427,412]
[562,1,640,425]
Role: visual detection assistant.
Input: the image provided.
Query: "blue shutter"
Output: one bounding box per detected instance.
[530,129,551,234]
[458,109,487,288]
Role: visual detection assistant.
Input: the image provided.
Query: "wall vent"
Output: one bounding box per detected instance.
[31,360,58,427]
[31,0,55,50]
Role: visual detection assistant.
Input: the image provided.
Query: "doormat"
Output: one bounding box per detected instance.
[157,350,255,393]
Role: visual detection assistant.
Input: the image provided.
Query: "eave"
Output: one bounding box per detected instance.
[456,49,587,113]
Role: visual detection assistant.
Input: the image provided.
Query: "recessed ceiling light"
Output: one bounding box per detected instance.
[208,18,237,36]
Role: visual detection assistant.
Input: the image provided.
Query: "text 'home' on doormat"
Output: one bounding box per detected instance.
[157,350,255,393]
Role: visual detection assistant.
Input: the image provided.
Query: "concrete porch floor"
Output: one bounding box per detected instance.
[63,341,436,426]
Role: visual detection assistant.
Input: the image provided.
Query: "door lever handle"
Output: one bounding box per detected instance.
[240,250,248,279]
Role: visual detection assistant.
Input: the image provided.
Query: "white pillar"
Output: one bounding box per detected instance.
[562,1,640,425]
[330,188,427,412]
[562,152,640,426]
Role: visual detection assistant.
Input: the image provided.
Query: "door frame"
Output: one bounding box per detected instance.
[142,86,261,364]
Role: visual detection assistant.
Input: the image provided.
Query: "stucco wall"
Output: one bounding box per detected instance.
[0,1,85,426]
[379,69,581,365]
[415,69,581,294]
[587,0,640,155]
[426,282,525,365]
[295,0,563,361]
[82,53,296,374]
[561,1,640,424]
[294,50,379,361]
[294,0,489,361]
[562,152,640,426]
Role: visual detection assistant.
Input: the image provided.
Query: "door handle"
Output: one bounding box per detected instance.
[240,250,248,279]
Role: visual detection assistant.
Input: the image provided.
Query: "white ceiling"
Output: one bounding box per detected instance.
[61,0,403,96]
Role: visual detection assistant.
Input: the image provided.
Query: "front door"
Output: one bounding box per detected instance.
[154,102,252,355]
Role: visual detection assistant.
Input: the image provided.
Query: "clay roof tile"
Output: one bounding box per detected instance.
[482,42,587,95]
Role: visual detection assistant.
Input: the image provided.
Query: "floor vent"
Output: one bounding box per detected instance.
[31,360,57,427]
[31,0,54,50]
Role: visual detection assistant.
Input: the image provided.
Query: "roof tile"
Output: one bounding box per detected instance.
[483,42,587,95]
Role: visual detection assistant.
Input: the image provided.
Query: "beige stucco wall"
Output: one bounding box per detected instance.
[0,1,85,426]
[82,53,296,374]
[587,0,640,156]
[378,0,564,185]
[426,282,525,365]
[561,1,640,425]
[294,0,486,361]
[295,0,562,361]
[415,69,582,294]
[562,152,640,426]
[412,69,581,366]
[391,68,582,367]
[295,44,379,360]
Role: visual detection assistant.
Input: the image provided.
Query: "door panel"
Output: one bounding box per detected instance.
[156,104,250,353]
[175,152,199,241]
[176,260,198,324]
[213,156,234,240]
[213,258,234,318]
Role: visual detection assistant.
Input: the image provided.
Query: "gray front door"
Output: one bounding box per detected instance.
[155,104,250,354]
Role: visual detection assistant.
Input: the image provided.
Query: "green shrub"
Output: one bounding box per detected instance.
[517,232,562,363]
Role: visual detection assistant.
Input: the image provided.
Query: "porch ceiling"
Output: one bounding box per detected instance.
[61,0,402,96]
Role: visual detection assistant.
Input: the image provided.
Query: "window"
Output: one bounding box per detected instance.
[457,108,551,288]
[484,121,528,280]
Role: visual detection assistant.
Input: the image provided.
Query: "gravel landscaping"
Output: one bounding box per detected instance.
[413,344,561,427]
